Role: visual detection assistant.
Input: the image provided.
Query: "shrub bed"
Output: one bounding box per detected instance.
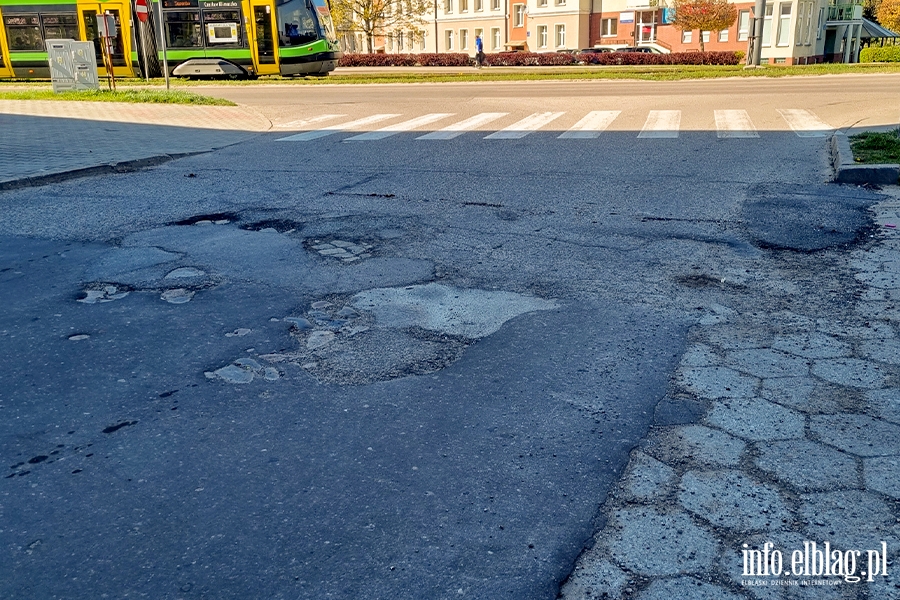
[860,46,900,63]
[338,50,743,67]
[338,53,472,67]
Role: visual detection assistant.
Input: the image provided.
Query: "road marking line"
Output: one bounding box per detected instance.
[417,112,509,140]
[638,110,681,138]
[778,109,833,138]
[344,113,455,141]
[557,111,621,139]
[276,114,400,141]
[484,112,565,139]
[275,114,346,129]
[714,110,759,138]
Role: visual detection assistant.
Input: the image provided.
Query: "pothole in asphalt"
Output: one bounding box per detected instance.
[241,219,304,234]
[165,267,205,279]
[306,238,374,263]
[247,283,559,386]
[167,213,239,227]
[77,284,130,304]
[161,288,195,304]
[206,357,281,384]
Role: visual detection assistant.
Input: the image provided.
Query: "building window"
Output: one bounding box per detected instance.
[555,23,565,47]
[795,1,805,44]
[514,4,525,26]
[537,24,548,47]
[682,29,692,43]
[444,0,452,12]
[701,30,710,43]
[762,4,773,46]
[539,0,547,6]
[601,18,617,36]
[475,27,483,42]
[718,28,728,42]
[475,0,483,10]
[556,0,566,5]
[491,26,501,48]
[776,3,791,46]
[445,29,454,50]
[460,0,468,12]
[460,28,468,49]
[805,1,813,43]
[491,0,500,9]
[737,10,749,41]
[816,6,823,39]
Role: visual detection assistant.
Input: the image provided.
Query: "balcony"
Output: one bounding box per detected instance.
[827,3,863,21]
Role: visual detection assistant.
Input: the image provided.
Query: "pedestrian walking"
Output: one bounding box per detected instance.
[475,35,485,68]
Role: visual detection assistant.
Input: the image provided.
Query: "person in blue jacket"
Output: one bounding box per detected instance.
[475,35,485,68]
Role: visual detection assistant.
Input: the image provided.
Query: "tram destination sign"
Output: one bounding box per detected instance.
[162,0,199,8]
[202,1,240,7]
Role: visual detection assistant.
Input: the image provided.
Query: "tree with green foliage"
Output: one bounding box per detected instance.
[877,0,900,32]
[330,0,431,53]
[670,0,738,51]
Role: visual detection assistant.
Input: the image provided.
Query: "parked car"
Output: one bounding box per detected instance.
[614,46,659,53]
[579,47,613,54]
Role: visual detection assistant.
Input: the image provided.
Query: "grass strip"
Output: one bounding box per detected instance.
[0,88,235,105]
[142,62,900,85]
[850,130,900,164]
[2,63,899,89]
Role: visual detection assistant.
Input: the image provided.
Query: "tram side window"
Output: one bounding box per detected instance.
[276,0,319,47]
[165,10,202,47]
[42,14,79,41]
[4,15,43,51]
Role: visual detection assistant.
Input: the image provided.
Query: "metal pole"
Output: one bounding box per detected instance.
[155,0,170,89]
[750,0,765,66]
[137,1,150,80]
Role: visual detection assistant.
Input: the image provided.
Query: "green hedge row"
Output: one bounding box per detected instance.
[860,45,900,62]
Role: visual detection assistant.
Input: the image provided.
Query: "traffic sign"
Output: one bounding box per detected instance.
[135,0,149,22]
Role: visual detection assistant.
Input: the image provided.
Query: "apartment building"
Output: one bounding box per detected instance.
[591,0,869,63]
[363,0,877,63]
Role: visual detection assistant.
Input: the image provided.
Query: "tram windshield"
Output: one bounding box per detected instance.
[310,0,336,42]
[275,0,336,46]
[276,0,319,46]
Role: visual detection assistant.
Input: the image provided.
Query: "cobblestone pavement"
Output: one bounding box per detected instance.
[0,100,270,184]
[562,187,900,599]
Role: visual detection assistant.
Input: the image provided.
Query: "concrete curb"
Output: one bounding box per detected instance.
[830,133,900,186]
[0,152,207,192]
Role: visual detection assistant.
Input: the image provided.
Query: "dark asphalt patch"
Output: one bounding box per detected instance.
[742,183,883,252]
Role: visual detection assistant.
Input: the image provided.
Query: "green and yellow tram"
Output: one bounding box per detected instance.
[0,0,341,78]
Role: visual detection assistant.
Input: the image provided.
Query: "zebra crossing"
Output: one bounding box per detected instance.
[275,109,834,142]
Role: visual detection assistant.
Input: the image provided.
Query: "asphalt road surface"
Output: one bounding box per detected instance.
[0,76,895,599]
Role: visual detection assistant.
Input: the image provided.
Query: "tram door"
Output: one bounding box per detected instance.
[77,2,134,77]
[246,0,278,75]
[0,8,14,78]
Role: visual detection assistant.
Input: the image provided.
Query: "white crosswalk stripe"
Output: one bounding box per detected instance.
[275,114,346,129]
[714,110,759,138]
[274,109,841,142]
[558,111,621,139]
[484,112,565,139]
[276,114,400,141]
[638,110,681,139]
[777,109,832,138]
[417,112,509,140]
[344,113,455,141]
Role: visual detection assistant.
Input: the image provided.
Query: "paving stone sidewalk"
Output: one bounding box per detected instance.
[562,187,900,600]
[0,100,271,185]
